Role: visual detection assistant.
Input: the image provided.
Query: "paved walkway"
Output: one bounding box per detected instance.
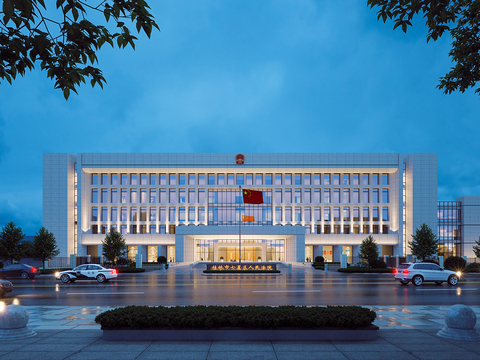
[0,305,479,359]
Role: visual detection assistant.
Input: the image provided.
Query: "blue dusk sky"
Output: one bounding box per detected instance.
[0,1,479,235]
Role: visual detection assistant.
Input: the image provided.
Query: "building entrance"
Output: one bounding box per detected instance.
[195,239,285,262]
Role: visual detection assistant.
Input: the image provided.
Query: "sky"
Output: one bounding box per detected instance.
[0,0,479,235]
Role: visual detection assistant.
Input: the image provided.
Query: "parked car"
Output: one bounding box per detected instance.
[394,262,461,286]
[55,264,118,283]
[0,279,13,296]
[0,264,41,279]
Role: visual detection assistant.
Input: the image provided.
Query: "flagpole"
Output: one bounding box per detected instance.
[239,185,242,264]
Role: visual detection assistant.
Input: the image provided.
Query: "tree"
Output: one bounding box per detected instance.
[367,0,480,96]
[408,223,439,261]
[102,227,126,264]
[31,227,60,269]
[0,0,159,99]
[358,235,379,267]
[472,236,480,260]
[0,221,25,265]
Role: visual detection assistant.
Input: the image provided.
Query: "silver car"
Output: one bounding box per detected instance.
[394,262,461,286]
[0,279,13,296]
[55,264,117,283]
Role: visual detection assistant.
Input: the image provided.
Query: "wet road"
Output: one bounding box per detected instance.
[2,265,480,307]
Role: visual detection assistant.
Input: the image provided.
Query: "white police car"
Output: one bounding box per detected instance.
[55,264,117,283]
[394,262,461,286]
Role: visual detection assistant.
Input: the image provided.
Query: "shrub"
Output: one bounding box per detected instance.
[116,267,145,273]
[444,256,466,271]
[95,305,376,330]
[464,263,480,272]
[369,259,387,269]
[0,262,3,269]
[157,256,167,263]
[315,256,325,263]
[116,257,133,266]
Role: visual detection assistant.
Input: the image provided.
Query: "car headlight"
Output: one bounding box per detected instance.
[55,272,60,278]
[456,271,462,277]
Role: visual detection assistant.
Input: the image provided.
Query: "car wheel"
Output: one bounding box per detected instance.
[400,280,408,285]
[448,275,459,286]
[96,274,106,283]
[435,281,443,285]
[412,275,423,286]
[20,272,29,279]
[61,274,71,283]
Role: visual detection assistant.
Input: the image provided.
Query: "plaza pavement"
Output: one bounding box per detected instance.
[0,304,479,360]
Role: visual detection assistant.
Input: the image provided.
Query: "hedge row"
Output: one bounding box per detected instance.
[116,267,146,273]
[337,267,394,273]
[95,305,376,330]
[203,270,281,274]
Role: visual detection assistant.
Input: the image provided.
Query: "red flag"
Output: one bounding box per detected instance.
[242,215,255,222]
[242,189,263,204]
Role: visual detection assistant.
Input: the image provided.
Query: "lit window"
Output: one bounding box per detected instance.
[140,207,147,221]
[324,207,330,221]
[343,207,350,221]
[334,207,340,221]
[363,207,369,221]
[130,189,137,203]
[372,207,379,221]
[130,207,137,221]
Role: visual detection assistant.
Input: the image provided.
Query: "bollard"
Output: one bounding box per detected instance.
[324,263,328,273]
[0,304,36,340]
[437,304,480,341]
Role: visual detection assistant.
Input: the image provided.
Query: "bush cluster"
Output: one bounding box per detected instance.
[444,256,466,271]
[116,267,145,273]
[369,259,387,269]
[338,267,393,273]
[464,263,480,272]
[314,256,325,263]
[95,305,376,330]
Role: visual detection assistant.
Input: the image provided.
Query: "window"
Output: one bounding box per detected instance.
[363,207,369,221]
[295,207,302,222]
[208,174,215,185]
[236,174,244,185]
[92,225,98,234]
[159,207,166,221]
[159,225,166,234]
[150,225,157,234]
[160,174,167,185]
[198,189,205,203]
[111,174,118,185]
[217,174,225,185]
[121,189,127,203]
[131,174,138,185]
[324,225,330,234]
[140,189,147,203]
[275,189,282,203]
[334,225,340,234]
[314,189,321,203]
[150,207,156,221]
[313,174,320,185]
[130,207,137,221]
[304,174,311,185]
[304,189,311,204]
[372,189,379,203]
[255,174,263,185]
[169,207,176,221]
[382,225,389,234]
[130,189,137,203]
[333,189,340,203]
[324,189,331,203]
[363,189,369,203]
[343,189,350,203]
[353,189,359,203]
[344,225,350,234]
[111,207,117,221]
[140,207,147,221]
[324,174,330,185]
[333,174,340,185]
[305,225,311,234]
[111,189,118,203]
[353,225,359,234]
[198,174,205,185]
[150,189,156,203]
[334,207,340,221]
[382,174,389,185]
[198,207,205,222]
[372,174,379,185]
[188,207,195,221]
[353,173,359,185]
[121,174,127,185]
[159,189,166,203]
[324,207,330,221]
[101,174,108,185]
[246,174,253,185]
[295,189,302,203]
[130,225,137,234]
[343,174,350,185]
[343,207,350,221]
[275,174,282,185]
[169,225,175,234]
[169,174,177,185]
[179,189,186,203]
[121,207,127,221]
[372,207,379,221]
[101,207,108,221]
[295,174,301,185]
[227,174,234,185]
[179,207,185,222]
[265,174,273,185]
[285,207,292,222]
[362,174,369,185]
[169,189,176,203]
[314,207,321,221]
[179,174,186,185]
[363,225,369,234]
[382,189,389,203]
[140,174,147,185]
[188,174,195,185]
[285,174,292,185]
[373,225,379,234]
[121,225,127,234]
[188,189,195,203]
[353,207,360,221]
[91,207,98,221]
[382,207,389,221]
[92,173,98,185]
[275,207,282,221]
[91,189,98,203]
[285,189,292,203]
[150,174,157,185]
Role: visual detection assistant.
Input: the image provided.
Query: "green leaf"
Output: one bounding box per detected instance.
[63,88,70,100]
[3,0,14,20]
